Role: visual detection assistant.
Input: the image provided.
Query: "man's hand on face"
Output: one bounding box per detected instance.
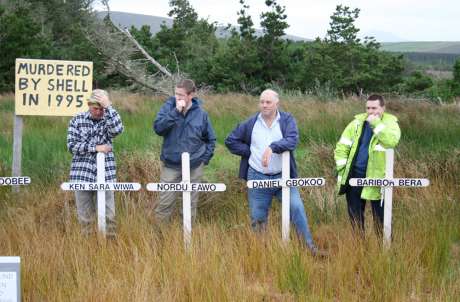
[96,144,112,153]
[176,99,186,113]
[366,113,380,123]
[93,93,111,108]
[262,147,272,168]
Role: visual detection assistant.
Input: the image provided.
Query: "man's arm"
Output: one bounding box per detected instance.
[269,114,299,153]
[153,99,182,136]
[105,107,124,138]
[334,121,355,172]
[369,116,401,149]
[202,114,216,165]
[225,122,251,157]
[67,117,96,155]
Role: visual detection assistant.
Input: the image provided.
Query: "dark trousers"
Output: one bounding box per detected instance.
[346,170,384,238]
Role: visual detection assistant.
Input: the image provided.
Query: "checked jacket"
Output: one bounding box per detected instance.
[66,106,124,182]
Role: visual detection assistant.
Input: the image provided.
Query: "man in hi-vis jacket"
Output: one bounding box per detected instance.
[334,94,401,237]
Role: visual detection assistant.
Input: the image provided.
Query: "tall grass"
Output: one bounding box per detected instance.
[0,92,459,301]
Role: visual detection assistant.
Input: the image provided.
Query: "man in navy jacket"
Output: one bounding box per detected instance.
[225,89,323,256]
[153,79,216,223]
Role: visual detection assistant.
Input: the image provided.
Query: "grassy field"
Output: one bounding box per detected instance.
[0,92,459,301]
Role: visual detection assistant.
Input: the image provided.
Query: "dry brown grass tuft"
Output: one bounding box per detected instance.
[110,91,161,114]
[1,92,459,300]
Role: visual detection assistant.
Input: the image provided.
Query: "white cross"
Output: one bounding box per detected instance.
[246,151,326,242]
[349,149,430,248]
[61,152,141,236]
[146,152,226,249]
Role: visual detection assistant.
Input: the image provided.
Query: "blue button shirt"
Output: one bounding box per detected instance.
[249,112,283,174]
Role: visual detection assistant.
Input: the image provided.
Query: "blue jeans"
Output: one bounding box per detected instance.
[247,167,316,249]
[346,169,384,238]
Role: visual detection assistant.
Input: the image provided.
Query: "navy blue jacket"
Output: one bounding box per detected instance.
[154,97,216,169]
[225,111,299,180]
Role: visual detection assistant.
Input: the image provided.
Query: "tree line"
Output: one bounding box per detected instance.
[1,0,459,101]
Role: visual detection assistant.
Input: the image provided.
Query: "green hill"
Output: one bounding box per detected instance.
[381,42,460,54]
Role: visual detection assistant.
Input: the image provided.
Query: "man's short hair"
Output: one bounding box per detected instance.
[176,79,196,94]
[87,89,108,106]
[261,89,279,102]
[367,94,385,107]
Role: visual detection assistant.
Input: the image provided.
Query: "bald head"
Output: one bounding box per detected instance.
[260,89,279,103]
[259,89,279,120]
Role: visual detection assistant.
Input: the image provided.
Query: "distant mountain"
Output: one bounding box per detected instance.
[362,30,407,43]
[381,42,460,54]
[97,11,310,42]
[97,11,173,33]
[97,11,460,55]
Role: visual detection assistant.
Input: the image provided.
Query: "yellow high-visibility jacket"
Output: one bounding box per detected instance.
[334,112,401,200]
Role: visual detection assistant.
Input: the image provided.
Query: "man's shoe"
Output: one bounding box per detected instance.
[309,246,329,258]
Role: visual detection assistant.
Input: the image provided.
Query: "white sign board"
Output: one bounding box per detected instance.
[146,182,226,192]
[61,182,141,191]
[0,257,20,302]
[0,177,31,186]
[15,58,92,116]
[349,178,429,187]
[0,272,17,301]
[247,177,325,189]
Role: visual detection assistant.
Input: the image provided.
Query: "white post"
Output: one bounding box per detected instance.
[182,152,192,248]
[61,157,141,238]
[12,115,23,193]
[281,151,290,242]
[383,149,394,248]
[96,152,106,236]
[145,153,226,249]
[349,149,429,249]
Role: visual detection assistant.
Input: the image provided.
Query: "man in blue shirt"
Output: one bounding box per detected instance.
[225,89,324,256]
[153,79,216,223]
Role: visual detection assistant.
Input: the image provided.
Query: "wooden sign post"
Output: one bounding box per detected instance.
[246,151,326,242]
[349,149,430,248]
[146,152,226,248]
[13,58,93,192]
[61,153,141,236]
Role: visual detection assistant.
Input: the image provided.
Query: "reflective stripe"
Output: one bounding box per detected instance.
[374,144,386,152]
[339,137,353,146]
[374,123,385,134]
[336,159,347,166]
[337,175,342,183]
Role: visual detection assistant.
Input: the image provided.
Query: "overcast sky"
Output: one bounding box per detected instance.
[97,0,459,42]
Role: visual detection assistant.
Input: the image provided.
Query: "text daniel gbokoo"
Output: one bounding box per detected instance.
[249,178,325,189]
